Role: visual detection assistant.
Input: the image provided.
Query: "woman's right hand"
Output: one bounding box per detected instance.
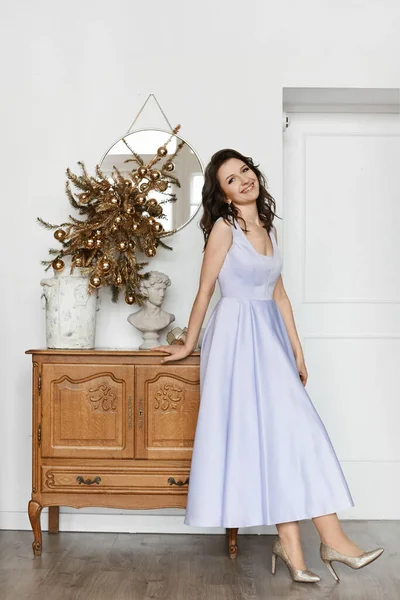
[152,344,194,364]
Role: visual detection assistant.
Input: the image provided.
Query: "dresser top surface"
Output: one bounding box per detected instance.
[26,348,201,356]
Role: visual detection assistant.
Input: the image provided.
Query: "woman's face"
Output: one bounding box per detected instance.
[217,158,259,207]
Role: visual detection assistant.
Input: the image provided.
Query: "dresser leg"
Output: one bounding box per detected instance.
[226,527,239,559]
[28,500,43,556]
[48,506,59,534]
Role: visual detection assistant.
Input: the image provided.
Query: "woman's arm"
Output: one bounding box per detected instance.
[153,218,233,363]
[272,226,308,384]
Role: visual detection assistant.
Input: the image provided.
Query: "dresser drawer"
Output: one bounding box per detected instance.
[41,466,190,494]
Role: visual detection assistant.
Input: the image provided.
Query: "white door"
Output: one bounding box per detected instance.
[283,113,400,519]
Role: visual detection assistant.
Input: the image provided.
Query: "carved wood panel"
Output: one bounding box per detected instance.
[41,364,134,458]
[135,365,200,459]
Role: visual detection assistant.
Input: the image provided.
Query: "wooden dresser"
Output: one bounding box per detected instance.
[25,349,239,558]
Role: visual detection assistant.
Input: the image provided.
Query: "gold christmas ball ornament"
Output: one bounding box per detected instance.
[89,274,102,288]
[165,161,175,172]
[52,258,65,271]
[116,275,123,285]
[146,198,158,209]
[115,216,122,224]
[95,238,103,248]
[124,179,133,188]
[85,238,95,249]
[148,204,163,217]
[125,294,135,305]
[136,194,146,205]
[132,222,139,231]
[153,221,164,233]
[54,228,67,241]
[157,181,168,192]
[138,166,148,177]
[150,170,161,181]
[157,146,168,157]
[101,259,111,272]
[144,246,157,257]
[111,197,119,205]
[111,224,118,232]
[118,241,128,252]
[78,193,89,203]
[126,206,133,214]
[147,217,156,226]
[73,256,83,267]
[95,230,102,236]
[140,182,150,192]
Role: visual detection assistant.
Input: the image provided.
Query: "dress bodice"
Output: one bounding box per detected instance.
[215,216,283,300]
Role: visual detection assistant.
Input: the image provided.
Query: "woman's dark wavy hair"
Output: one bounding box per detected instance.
[199,148,280,250]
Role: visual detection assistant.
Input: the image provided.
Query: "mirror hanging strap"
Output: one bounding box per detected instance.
[127,93,174,133]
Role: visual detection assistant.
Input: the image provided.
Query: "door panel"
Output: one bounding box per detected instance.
[41,364,134,458]
[135,365,200,459]
[283,113,400,518]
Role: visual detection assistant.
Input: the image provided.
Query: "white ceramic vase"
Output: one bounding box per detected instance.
[40,265,100,349]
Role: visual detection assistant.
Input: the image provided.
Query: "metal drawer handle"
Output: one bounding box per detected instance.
[76,476,102,486]
[168,477,190,487]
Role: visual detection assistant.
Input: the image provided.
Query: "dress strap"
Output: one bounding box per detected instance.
[215,216,273,242]
[215,216,237,232]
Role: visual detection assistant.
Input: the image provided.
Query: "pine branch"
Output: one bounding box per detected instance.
[95,164,108,180]
[122,137,144,166]
[112,165,126,186]
[68,214,87,225]
[167,139,185,162]
[66,163,93,192]
[37,217,59,230]
[77,161,90,178]
[65,181,81,210]
[161,171,181,187]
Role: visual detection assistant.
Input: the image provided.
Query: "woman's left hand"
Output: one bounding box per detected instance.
[296,356,308,386]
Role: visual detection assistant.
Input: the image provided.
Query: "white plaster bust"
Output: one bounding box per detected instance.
[127,270,175,349]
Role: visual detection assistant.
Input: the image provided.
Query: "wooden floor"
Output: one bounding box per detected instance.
[0,520,398,599]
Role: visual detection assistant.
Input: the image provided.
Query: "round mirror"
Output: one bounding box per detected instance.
[99,128,204,235]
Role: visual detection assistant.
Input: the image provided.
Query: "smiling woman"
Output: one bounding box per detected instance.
[198,149,278,245]
[152,147,384,584]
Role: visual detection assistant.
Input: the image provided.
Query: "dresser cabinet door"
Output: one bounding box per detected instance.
[41,364,134,458]
[135,365,200,459]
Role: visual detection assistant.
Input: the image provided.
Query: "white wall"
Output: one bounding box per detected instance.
[1,0,400,532]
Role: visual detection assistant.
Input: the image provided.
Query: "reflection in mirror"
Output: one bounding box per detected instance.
[100,129,204,234]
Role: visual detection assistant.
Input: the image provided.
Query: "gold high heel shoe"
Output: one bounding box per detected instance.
[320,542,384,582]
[271,538,321,583]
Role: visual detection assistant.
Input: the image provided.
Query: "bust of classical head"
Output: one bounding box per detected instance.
[127,270,175,348]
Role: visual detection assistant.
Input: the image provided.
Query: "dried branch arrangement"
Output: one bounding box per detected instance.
[38,125,185,305]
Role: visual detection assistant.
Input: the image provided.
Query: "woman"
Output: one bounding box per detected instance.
[153,149,384,583]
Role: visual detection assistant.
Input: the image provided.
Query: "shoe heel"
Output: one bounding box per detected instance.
[323,559,340,582]
[271,552,277,575]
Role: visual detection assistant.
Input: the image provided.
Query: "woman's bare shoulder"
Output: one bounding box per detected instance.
[209,217,232,240]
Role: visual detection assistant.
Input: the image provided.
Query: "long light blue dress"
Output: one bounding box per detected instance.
[184,216,355,528]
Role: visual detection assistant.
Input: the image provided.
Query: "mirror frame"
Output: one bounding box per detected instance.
[98,127,205,237]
